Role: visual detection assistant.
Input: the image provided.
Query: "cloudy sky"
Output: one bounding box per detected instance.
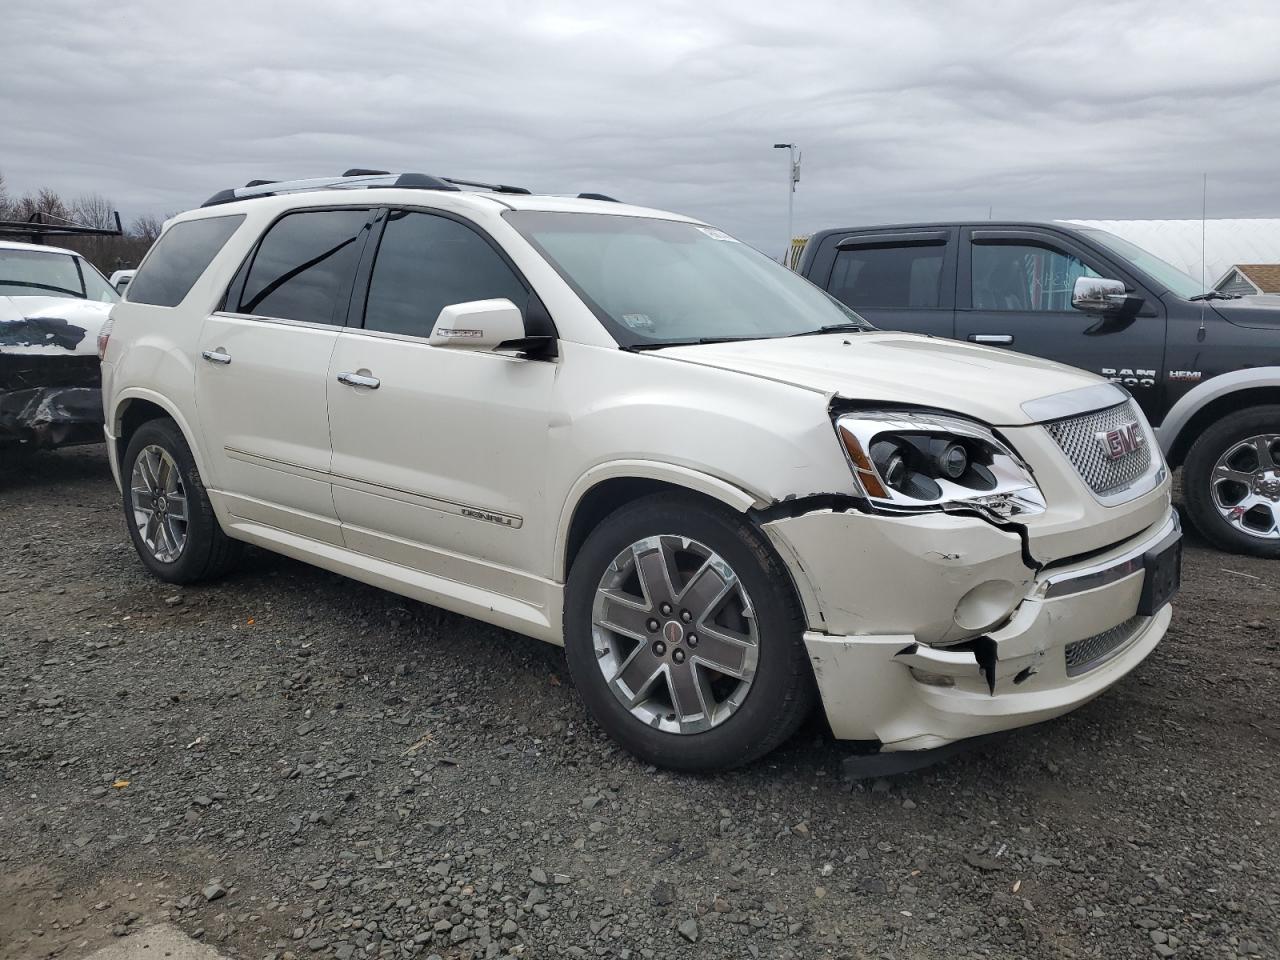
[4,0,1279,255]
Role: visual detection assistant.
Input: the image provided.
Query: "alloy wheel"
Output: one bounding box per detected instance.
[1211,434,1280,539]
[130,444,189,562]
[591,535,759,734]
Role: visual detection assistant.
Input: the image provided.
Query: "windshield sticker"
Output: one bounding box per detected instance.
[696,226,739,242]
[621,313,655,331]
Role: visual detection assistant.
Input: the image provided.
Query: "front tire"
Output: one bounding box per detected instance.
[564,493,815,771]
[1183,405,1280,558]
[122,419,242,583]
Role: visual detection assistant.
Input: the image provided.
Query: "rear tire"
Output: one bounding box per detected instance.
[1183,405,1280,558]
[564,492,815,771]
[122,419,243,583]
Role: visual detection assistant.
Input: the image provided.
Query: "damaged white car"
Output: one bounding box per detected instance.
[102,173,1180,771]
[1,240,117,452]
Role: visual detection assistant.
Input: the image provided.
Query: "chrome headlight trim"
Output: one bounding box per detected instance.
[834,409,1047,517]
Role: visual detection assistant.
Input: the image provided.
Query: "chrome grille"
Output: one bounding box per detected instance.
[1064,616,1146,676]
[1046,400,1153,496]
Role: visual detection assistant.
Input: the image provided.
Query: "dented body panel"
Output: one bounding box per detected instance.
[1,245,112,451]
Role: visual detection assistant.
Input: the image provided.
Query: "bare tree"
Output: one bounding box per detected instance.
[129,213,165,245]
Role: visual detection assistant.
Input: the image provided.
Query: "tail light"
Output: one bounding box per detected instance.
[97,316,114,360]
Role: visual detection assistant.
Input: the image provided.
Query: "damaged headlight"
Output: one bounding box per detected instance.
[835,410,1046,518]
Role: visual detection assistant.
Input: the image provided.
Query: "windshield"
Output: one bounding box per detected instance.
[1075,228,1210,300]
[506,212,869,346]
[0,248,120,302]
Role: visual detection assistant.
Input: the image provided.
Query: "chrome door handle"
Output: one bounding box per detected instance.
[336,371,380,389]
[967,334,1014,345]
[201,349,232,365]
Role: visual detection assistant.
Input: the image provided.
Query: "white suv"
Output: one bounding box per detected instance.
[101,172,1180,771]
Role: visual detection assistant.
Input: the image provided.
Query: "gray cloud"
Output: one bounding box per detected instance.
[4,0,1279,255]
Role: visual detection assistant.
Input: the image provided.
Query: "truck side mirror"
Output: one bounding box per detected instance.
[1072,277,1128,313]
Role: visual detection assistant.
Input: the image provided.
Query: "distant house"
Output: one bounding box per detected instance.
[1215,264,1280,296]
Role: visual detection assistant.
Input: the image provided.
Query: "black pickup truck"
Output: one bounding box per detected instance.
[797,221,1280,557]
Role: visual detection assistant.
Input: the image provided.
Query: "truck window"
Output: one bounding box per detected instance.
[972,243,1098,312]
[827,244,944,309]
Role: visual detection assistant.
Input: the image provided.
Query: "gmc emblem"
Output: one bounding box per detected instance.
[1096,422,1144,461]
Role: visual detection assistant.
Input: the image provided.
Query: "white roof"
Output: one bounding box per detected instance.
[1066,219,1280,288]
[0,238,78,256]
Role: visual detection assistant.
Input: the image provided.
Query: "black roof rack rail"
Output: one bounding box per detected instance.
[442,178,532,195]
[198,171,621,208]
[0,210,124,244]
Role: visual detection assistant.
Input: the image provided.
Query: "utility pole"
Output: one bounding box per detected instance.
[773,143,800,264]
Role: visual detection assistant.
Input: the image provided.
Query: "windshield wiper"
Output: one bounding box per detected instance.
[1188,291,1240,301]
[787,323,870,337]
[626,336,764,351]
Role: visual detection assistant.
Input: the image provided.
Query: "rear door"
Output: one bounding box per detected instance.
[195,207,376,544]
[955,227,1167,419]
[814,228,956,336]
[325,207,557,597]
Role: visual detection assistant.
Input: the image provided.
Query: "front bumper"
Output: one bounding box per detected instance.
[763,507,1178,751]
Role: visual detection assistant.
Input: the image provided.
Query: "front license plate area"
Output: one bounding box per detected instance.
[1137,537,1181,616]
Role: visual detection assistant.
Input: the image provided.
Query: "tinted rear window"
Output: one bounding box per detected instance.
[128,215,245,307]
[828,243,944,309]
[236,209,373,324]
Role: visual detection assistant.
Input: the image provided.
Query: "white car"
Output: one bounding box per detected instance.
[109,269,136,294]
[1,239,117,451]
[100,173,1180,771]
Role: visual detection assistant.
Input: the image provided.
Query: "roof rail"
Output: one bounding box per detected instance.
[200,171,621,208]
[0,210,124,244]
[201,172,462,207]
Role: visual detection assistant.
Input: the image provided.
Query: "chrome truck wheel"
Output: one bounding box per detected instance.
[1184,405,1280,558]
[1210,434,1280,539]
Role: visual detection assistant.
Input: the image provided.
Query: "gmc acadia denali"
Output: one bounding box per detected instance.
[101,174,1180,770]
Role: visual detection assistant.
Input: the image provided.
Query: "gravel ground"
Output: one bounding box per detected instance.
[2,446,1278,960]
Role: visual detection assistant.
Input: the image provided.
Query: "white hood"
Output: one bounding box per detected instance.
[655,332,1110,426]
[0,296,111,358]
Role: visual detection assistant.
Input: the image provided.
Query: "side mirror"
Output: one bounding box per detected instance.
[1072,276,1128,313]
[429,299,526,352]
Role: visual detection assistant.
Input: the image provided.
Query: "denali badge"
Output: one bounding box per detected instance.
[1096,422,1144,461]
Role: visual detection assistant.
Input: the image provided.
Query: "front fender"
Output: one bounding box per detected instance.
[1157,367,1280,455]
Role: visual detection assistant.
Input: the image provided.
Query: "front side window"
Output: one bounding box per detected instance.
[129,215,244,307]
[828,243,944,309]
[972,243,1099,312]
[0,248,119,302]
[363,211,526,337]
[238,209,372,324]
[506,212,869,347]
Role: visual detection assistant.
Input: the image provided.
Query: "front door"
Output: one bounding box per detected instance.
[325,208,556,600]
[954,228,1167,420]
[195,207,375,544]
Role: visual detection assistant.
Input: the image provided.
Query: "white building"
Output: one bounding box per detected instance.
[1067,218,1280,292]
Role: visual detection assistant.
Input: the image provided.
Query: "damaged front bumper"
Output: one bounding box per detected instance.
[0,354,104,450]
[763,505,1179,752]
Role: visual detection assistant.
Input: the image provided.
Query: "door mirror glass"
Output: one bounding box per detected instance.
[1072,276,1128,313]
[429,299,526,351]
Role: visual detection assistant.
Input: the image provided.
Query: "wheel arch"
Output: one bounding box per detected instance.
[111,389,209,480]
[556,461,768,583]
[1159,370,1280,468]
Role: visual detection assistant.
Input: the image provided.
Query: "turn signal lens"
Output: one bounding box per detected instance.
[97,316,114,360]
[838,425,889,498]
